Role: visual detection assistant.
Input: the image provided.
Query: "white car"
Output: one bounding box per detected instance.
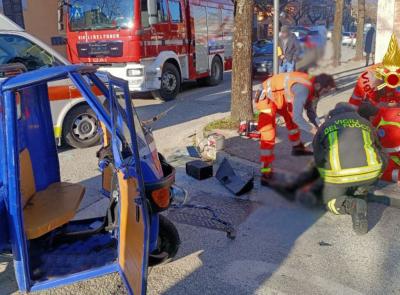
[0,14,101,148]
[342,32,357,48]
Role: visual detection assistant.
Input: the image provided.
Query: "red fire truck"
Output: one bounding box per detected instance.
[63,0,234,101]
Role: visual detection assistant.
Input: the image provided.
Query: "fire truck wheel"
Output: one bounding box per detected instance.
[198,56,223,86]
[63,104,101,149]
[152,63,181,101]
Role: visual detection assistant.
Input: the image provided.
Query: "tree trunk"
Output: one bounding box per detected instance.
[355,0,365,60]
[332,0,345,67]
[231,0,254,121]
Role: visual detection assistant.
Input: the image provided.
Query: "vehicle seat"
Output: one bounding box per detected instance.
[19,148,85,240]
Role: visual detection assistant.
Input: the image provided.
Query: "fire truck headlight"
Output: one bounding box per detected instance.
[127,68,144,77]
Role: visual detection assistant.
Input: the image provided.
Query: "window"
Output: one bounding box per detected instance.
[142,0,168,26]
[0,34,62,72]
[169,0,182,23]
[68,0,134,31]
[157,0,168,22]
[141,0,150,27]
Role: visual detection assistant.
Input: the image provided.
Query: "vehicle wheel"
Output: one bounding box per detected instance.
[149,215,180,266]
[63,104,101,149]
[198,56,223,86]
[151,63,181,101]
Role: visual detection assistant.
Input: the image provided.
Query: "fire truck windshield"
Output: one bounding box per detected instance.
[68,0,134,31]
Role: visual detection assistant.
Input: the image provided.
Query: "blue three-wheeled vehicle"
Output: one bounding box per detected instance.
[0,65,181,294]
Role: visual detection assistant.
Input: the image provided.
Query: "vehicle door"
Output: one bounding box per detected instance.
[108,77,150,295]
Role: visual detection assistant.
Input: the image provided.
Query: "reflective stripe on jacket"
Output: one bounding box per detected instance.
[313,110,384,185]
[257,72,315,111]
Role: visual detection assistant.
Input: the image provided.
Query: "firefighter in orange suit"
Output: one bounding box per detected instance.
[349,35,400,108]
[349,34,400,183]
[255,72,336,185]
[349,63,382,107]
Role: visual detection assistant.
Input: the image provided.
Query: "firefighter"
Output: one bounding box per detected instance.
[255,72,336,185]
[349,34,400,107]
[349,34,400,183]
[312,103,386,235]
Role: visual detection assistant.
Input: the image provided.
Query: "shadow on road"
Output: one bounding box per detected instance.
[0,255,18,295]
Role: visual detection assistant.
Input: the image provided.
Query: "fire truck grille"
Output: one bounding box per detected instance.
[77,41,123,58]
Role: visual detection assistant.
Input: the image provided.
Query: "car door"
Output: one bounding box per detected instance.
[108,77,150,295]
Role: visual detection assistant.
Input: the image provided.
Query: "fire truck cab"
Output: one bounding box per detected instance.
[64,0,234,101]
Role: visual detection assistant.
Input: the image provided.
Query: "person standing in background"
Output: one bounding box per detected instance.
[365,26,376,67]
[278,26,300,73]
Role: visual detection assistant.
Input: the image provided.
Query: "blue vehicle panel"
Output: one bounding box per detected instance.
[0,65,165,294]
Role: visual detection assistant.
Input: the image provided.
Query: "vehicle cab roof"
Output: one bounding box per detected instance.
[0,13,24,32]
[0,65,98,92]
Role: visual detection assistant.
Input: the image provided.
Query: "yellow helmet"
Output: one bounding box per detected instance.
[376,34,400,89]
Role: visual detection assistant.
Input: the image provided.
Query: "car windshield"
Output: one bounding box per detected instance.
[0,35,62,72]
[68,0,134,31]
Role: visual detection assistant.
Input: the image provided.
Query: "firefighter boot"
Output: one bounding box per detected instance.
[346,197,369,235]
[291,143,314,156]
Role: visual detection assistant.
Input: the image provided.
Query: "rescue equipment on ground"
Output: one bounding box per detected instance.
[198,133,225,160]
[216,158,254,196]
[186,160,214,180]
[239,120,260,139]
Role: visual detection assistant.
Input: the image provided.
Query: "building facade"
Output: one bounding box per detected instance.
[375,0,400,62]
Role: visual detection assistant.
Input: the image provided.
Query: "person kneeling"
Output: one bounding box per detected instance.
[310,103,386,235]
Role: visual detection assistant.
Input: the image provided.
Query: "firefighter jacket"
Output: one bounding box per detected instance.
[313,107,385,186]
[349,64,382,107]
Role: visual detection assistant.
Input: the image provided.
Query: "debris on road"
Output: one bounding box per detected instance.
[216,158,254,196]
[186,160,214,180]
[198,133,225,160]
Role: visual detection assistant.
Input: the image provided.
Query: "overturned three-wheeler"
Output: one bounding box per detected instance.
[0,65,180,294]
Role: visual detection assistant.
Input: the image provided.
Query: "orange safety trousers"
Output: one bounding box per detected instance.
[258,100,301,175]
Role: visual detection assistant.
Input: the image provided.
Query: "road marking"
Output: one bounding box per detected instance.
[195,90,232,102]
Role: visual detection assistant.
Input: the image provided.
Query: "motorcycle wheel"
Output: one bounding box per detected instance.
[149,215,180,266]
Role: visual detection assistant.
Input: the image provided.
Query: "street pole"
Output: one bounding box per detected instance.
[273,0,280,75]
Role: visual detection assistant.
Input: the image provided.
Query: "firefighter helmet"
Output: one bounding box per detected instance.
[376,34,400,90]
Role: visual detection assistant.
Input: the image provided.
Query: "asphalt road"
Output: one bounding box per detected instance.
[132,72,232,154]
[3,45,400,295]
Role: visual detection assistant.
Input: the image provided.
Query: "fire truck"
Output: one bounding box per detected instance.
[63,0,234,101]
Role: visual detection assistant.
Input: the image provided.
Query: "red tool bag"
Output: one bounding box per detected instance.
[239,120,260,139]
